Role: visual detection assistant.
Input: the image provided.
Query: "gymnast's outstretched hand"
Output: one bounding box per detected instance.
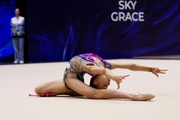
[112,75,129,89]
[151,67,168,77]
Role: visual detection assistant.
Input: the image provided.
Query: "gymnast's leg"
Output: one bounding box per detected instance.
[65,78,155,101]
[35,80,79,97]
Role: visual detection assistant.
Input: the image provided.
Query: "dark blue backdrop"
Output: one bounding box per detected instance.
[27,0,180,62]
[0,0,16,62]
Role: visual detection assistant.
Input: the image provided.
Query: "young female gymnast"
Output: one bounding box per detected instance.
[33,53,167,101]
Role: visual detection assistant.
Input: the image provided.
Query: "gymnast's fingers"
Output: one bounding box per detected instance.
[160,71,166,74]
[117,82,120,89]
[160,69,168,71]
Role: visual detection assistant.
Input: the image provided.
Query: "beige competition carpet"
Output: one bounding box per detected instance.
[0,59,180,120]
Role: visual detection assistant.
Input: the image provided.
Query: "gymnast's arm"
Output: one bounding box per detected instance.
[84,64,129,89]
[109,62,167,77]
[110,62,153,72]
[84,64,115,79]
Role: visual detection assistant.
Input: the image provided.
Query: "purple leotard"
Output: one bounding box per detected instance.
[78,53,112,70]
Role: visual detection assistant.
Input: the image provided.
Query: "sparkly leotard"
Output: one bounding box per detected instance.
[63,53,112,88]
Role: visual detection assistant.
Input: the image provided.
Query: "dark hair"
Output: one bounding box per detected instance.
[90,75,99,88]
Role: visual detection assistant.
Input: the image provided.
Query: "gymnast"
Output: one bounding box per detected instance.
[34,53,167,101]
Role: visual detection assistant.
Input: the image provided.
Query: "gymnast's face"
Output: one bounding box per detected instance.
[93,75,111,89]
